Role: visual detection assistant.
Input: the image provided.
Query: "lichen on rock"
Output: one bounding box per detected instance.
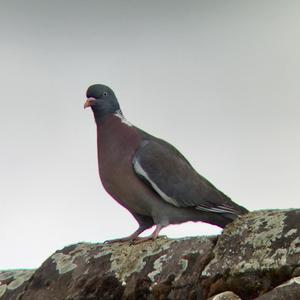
[203,210,300,277]
[0,270,35,299]
[94,236,175,283]
[1,209,299,300]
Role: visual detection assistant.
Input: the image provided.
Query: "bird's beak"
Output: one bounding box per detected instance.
[84,98,96,109]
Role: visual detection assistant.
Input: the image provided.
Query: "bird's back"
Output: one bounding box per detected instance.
[134,127,249,223]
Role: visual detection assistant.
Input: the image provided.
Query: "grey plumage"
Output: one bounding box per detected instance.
[133,138,247,217]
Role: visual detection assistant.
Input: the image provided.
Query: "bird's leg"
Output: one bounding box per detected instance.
[131,224,165,244]
[104,224,151,244]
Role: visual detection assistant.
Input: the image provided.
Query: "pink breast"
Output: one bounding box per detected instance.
[96,114,142,200]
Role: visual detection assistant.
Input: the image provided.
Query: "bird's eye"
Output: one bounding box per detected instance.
[103,92,108,97]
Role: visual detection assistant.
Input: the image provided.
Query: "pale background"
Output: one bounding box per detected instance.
[1,1,299,269]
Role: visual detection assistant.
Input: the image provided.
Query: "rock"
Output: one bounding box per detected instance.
[11,236,215,300]
[201,209,300,299]
[207,291,241,300]
[0,270,35,300]
[0,209,299,300]
[255,276,300,300]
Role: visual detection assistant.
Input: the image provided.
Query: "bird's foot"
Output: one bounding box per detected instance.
[104,225,165,245]
[104,236,156,245]
[104,236,138,244]
[130,234,168,245]
[129,225,166,245]
[104,229,143,244]
[129,236,155,245]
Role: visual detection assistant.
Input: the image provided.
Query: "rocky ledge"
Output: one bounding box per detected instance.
[1,209,299,300]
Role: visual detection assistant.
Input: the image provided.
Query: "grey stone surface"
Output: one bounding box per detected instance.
[0,270,35,300]
[207,291,241,300]
[255,276,300,300]
[0,209,299,299]
[201,209,300,299]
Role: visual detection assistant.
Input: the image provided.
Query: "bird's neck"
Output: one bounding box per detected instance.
[94,110,132,127]
[112,110,133,127]
[95,112,141,167]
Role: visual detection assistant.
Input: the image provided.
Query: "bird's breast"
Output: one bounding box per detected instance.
[95,114,150,214]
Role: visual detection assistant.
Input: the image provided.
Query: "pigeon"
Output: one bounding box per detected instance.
[84,84,248,242]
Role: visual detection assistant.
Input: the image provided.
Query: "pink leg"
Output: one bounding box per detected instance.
[131,224,165,244]
[104,225,150,244]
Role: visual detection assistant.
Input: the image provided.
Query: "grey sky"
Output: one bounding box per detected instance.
[1,1,299,269]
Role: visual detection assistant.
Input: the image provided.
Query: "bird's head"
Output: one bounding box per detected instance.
[84,84,120,121]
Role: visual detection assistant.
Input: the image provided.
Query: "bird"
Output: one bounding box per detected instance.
[84,84,248,243]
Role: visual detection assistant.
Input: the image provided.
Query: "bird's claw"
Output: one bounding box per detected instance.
[103,237,156,245]
[104,238,132,244]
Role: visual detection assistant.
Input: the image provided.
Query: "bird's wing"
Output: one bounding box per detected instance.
[132,139,241,215]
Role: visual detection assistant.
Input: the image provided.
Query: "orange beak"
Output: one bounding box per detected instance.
[84,98,96,109]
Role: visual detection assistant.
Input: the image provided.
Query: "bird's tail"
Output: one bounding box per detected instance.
[196,199,249,228]
[218,203,249,227]
[202,209,248,228]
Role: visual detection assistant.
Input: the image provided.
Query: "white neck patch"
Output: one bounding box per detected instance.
[114,110,133,127]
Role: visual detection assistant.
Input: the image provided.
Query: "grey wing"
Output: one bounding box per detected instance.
[132,139,242,215]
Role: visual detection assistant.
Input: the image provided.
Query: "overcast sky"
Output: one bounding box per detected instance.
[1,1,299,269]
